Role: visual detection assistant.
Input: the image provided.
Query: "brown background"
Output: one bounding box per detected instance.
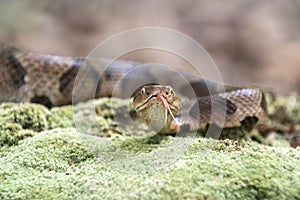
[1,0,300,94]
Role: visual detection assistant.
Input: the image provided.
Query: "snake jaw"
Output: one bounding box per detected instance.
[134,94,159,112]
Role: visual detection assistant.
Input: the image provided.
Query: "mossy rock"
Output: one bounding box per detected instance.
[0,103,49,132]
[0,93,300,199]
[0,130,299,199]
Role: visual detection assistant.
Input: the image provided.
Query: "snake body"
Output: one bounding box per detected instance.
[0,43,267,134]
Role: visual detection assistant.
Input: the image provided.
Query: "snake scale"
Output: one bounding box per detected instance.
[0,43,267,134]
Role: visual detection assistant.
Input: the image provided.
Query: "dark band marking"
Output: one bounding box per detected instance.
[211,96,237,115]
[30,95,53,108]
[104,68,111,80]
[95,68,111,96]
[63,59,103,99]
[185,80,210,97]
[260,92,267,112]
[191,96,237,120]
[7,53,27,89]
[189,101,201,120]
[59,58,81,95]
[224,99,237,115]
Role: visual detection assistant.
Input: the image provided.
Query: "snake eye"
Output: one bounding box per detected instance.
[166,86,174,96]
[141,87,150,96]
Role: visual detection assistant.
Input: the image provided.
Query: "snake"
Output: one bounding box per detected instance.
[0,43,267,134]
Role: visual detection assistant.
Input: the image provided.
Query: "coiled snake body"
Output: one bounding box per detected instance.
[0,43,267,134]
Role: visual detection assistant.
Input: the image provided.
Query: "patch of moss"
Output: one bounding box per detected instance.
[165,139,300,199]
[0,128,95,199]
[0,103,49,132]
[257,93,300,147]
[111,134,172,153]
[0,123,35,146]
[71,98,128,137]
[1,128,93,171]
[2,133,299,199]
[0,94,300,199]
[267,92,300,123]
[0,103,48,149]
[198,126,251,142]
[47,105,74,129]
[72,98,157,138]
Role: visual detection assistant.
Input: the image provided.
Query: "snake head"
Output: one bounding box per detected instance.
[132,84,180,114]
[132,84,181,133]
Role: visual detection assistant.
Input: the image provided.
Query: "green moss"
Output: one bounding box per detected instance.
[0,123,35,146]
[112,134,172,153]
[1,133,299,199]
[258,92,300,147]
[0,103,46,148]
[0,94,300,199]
[72,98,156,138]
[198,126,251,142]
[165,139,300,199]
[0,128,95,199]
[2,128,93,171]
[267,92,300,123]
[47,105,74,129]
[0,103,49,132]
[71,98,129,137]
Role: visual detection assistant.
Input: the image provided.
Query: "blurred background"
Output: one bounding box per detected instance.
[0,0,299,94]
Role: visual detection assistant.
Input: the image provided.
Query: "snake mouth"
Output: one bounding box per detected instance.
[135,93,178,123]
[135,94,161,112]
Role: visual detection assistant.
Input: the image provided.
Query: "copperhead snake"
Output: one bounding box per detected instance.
[0,43,267,134]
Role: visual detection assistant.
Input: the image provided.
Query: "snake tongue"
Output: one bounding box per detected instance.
[157,93,177,123]
[156,94,169,110]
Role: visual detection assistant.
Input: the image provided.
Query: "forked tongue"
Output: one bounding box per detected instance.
[156,94,176,122]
